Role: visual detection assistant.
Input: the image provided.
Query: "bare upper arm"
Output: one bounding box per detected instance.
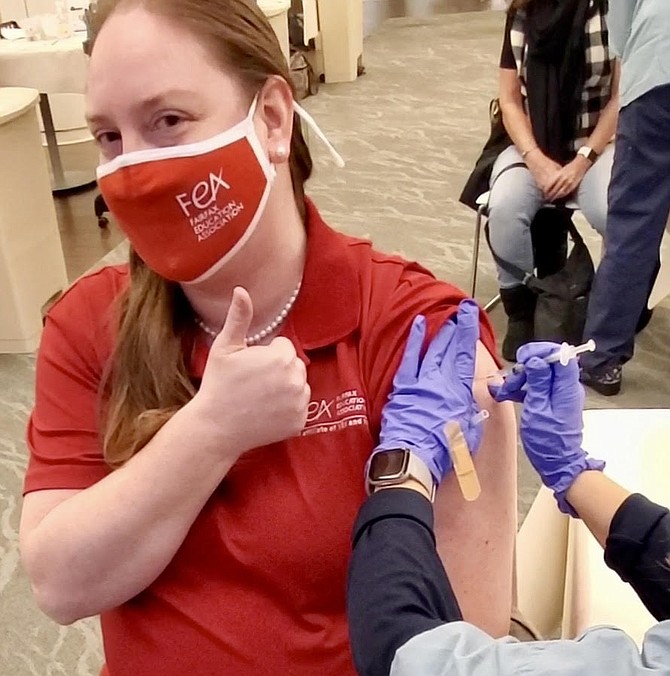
[432,341,518,637]
[499,67,523,110]
[471,341,515,431]
[470,341,517,511]
[610,59,621,103]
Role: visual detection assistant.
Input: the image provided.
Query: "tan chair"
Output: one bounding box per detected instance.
[516,485,570,639]
[0,87,67,353]
[315,0,363,83]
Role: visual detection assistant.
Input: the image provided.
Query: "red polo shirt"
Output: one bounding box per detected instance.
[25,200,497,676]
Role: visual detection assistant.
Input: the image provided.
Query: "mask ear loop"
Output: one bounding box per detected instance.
[293,102,346,169]
[251,90,345,168]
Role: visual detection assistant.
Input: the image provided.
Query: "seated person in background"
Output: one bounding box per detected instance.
[348,318,670,676]
[489,0,619,361]
[18,1,517,674]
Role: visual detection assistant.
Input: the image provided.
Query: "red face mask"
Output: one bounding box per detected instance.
[97,97,276,283]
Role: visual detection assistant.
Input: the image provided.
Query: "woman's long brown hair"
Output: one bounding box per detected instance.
[92,0,313,468]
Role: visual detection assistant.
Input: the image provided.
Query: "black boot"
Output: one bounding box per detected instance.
[500,286,536,362]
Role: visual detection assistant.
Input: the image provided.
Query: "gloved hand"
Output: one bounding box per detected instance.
[488,365,526,404]
[373,299,484,486]
[489,342,605,516]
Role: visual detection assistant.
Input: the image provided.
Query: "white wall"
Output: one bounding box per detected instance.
[1,0,90,21]
[1,0,52,21]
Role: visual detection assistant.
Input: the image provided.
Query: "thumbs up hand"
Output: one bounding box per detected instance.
[215,286,255,355]
[192,288,310,458]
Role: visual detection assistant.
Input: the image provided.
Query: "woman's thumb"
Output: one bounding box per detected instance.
[215,287,254,353]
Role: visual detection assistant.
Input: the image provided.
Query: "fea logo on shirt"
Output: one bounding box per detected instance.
[302,389,369,437]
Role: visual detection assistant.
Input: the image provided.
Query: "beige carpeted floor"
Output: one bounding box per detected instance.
[2,9,670,674]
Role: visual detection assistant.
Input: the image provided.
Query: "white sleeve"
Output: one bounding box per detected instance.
[390,620,670,676]
[607,0,636,58]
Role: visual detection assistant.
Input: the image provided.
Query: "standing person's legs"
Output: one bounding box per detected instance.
[581,84,670,395]
[487,146,545,360]
[577,143,654,333]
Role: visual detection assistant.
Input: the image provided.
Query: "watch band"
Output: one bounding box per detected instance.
[367,449,436,502]
[577,146,599,164]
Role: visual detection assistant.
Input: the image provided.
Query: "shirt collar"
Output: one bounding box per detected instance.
[188,199,360,377]
[284,198,360,352]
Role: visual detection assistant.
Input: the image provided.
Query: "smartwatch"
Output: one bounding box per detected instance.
[577,146,599,164]
[366,448,436,501]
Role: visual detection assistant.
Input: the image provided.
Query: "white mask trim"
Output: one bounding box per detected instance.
[96,97,260,180]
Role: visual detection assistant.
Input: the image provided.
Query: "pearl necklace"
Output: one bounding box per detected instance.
[195,281,302,346]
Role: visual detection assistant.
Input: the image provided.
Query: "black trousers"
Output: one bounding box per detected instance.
[583,84,670,372]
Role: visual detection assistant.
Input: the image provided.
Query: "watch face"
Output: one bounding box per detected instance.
[369,450,409,481]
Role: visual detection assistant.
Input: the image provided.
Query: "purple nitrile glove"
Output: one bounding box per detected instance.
[372,300,484,486]
[488,365,527,404]
[491,342,605,516]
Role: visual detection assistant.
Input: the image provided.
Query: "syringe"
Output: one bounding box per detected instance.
[497,339,596,378]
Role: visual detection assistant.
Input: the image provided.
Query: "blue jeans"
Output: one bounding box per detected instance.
[582,84,670,373]
[487,144,614,289]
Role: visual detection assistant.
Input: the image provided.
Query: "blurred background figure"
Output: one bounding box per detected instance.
[581,0,670,396]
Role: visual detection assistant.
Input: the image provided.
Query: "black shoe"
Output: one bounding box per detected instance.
[580,365,622,396]
[636,307,654,334]
[500,286,536,362]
